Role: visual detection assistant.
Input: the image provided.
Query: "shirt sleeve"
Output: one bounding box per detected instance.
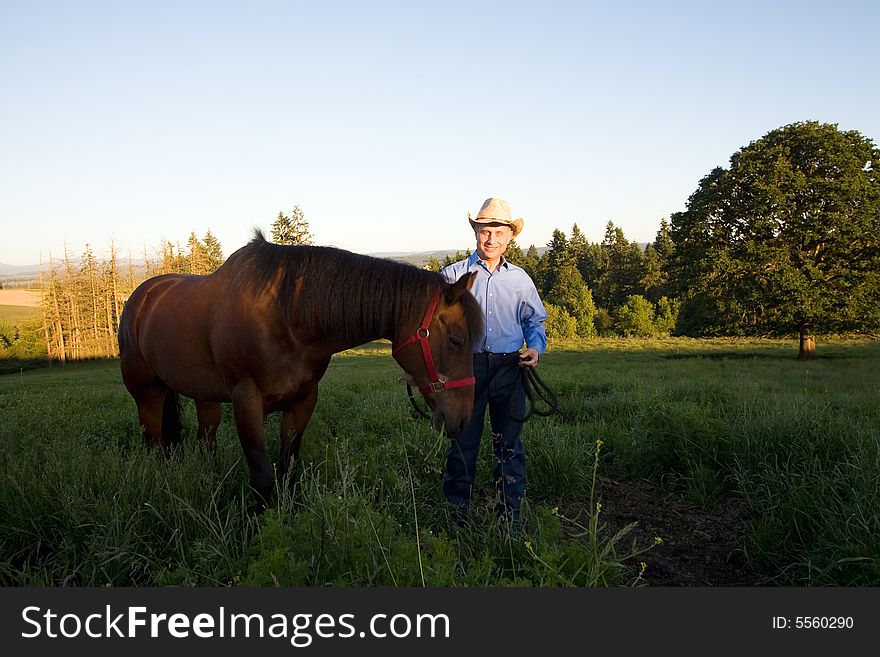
[440,264,457,285]
[520,280,548,354]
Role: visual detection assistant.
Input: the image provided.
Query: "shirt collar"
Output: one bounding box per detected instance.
[468,251,508,272]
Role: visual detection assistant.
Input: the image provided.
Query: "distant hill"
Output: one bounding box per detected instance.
[0,263,44,288]
[372,250,464,267]
[0,263,44,277]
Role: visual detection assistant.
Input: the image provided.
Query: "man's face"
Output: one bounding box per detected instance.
[475,224,513,261]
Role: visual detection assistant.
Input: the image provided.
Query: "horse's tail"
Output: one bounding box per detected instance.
[162,389,184,449]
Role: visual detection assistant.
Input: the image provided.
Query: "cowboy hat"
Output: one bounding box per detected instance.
[468,197,524,238]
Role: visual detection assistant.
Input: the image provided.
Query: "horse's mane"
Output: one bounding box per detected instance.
[226,230,482,344]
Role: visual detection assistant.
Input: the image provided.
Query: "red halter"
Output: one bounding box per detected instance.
[392,286,476,394]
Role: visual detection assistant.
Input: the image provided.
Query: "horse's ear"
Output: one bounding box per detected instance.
[445,272,476,303]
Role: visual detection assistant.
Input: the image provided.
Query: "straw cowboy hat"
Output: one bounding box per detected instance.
[468,197,524,238]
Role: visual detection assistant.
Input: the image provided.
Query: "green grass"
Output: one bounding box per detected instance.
[0,305,39,323]
[1,338,878,586]
[0,304,45,362]
[533,338,880,584]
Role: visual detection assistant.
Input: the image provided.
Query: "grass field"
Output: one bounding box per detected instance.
[1,338,878,586]
[0,301,44,362]
[0,304,39,324]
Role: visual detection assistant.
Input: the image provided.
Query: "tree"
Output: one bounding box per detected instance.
[187,232,209,274]
[653,296,680,335]
[593,307,614,336]
[271,205,313,245]
[546,264,597,337]
[522,244,541,284]
[598,221,645,308]
[653,217,675,263]
[670,121,880,358]
[543,302,577,339]
[424,256,442,272]
[576,241,606,300]
[504,238,527,269]
[159,241,187,273]
[541,229,573,297]
[615,295,656,337]
[202,230,224,273]
[640,244,664,303]
[441,250,471,268]
[568,223,589,271]
[643,218,675,302]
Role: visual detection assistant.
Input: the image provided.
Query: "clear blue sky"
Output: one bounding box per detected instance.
[2,0,878,265]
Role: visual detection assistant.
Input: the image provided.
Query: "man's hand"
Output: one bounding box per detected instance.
[519,348,539,368]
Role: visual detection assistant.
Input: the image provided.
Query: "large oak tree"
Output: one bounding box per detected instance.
[670,121,880,358]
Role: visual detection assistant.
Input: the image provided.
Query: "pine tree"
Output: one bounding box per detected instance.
[522,244,541,283]
[441,250,471,268]
[504,238,526,268]
[271,205,314,245]
[600,221,645,308]
[546,264,598,337]
[187,232,208,275]
[640,244,664,302]
[541,229,573,297]
[424,256,442,272]
[568,223,589,270]
[202,230,224,272]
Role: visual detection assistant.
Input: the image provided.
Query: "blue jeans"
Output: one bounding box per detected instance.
[443,352,526,520]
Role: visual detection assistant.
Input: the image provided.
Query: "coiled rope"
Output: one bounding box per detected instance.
[405,364,561,424]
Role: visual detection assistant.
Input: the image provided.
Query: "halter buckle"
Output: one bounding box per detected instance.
[427,381,446,393]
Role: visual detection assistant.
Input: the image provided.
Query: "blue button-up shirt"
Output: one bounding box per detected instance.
[442,253,547,355]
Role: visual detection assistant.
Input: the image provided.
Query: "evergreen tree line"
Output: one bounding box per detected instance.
[425,220,678,339]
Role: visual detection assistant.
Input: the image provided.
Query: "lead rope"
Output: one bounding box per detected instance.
[510,365,561,423]
[405,362,562,425]
[405,383,433,421]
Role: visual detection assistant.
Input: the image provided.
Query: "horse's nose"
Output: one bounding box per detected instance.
[433,413,454,438]
[442,416,467,440]
[433,410,447,434]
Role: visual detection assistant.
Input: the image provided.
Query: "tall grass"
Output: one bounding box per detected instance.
[0,354,653,587]
[0,338,878,585]
[532,338,880,584]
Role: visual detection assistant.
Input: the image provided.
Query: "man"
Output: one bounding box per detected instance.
[441,197,547,525]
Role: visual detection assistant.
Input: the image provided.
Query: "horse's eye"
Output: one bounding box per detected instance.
[448,334,464,348]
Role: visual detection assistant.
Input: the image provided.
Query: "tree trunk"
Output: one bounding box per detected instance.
[798,325,818,360]
[39,262,52,359]
[49,273,66,364]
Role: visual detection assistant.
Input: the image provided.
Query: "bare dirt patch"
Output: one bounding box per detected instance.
[566,477,767,586]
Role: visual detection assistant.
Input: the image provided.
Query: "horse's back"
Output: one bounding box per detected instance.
[119,274,196,355]
[119,273,230,399]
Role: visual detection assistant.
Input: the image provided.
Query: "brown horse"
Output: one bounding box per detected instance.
[118,231,481,505]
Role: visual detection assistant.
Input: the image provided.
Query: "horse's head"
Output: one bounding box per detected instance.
[392,272,481,438]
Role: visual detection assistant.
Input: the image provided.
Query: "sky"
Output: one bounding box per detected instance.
[1,0,878,266]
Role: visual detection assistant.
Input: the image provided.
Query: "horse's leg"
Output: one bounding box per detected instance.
[121,350,169,451]
[278,384,319,489]
[132,386,169,451]
[196,401,222,452]
[231,384,273,509]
